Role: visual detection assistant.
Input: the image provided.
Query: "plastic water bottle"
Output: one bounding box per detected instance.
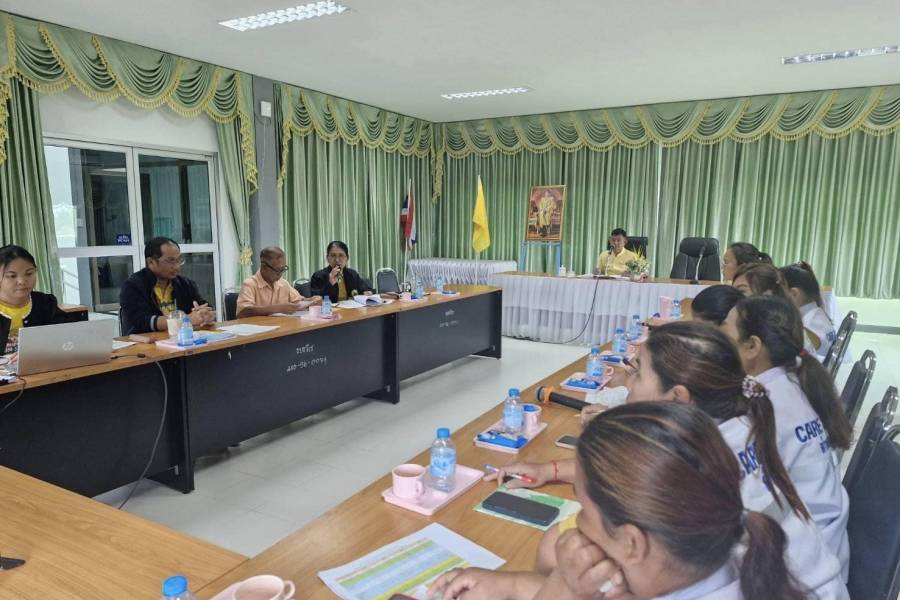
[436,275,445,294]
[558,265,566,276]
[503,388,524,435]
[629,314,642,340]
[430,428,456,493]
[613,327,627,355]
[415,280,425,299]
[161,575,197,600]
[322,295,333,316]
[177,317,194,347]
[672,300,682,319]
[585,347,604,382]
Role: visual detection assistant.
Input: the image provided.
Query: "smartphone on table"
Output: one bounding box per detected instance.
[555,434,578,450]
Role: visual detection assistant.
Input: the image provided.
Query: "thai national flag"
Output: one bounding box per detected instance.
[400,181,416,252]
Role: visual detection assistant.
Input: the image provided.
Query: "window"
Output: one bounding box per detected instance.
[45,139,221,318]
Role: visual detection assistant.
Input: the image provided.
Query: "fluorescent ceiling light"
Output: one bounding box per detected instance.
[441,87,530,100]
[220,1,350,32]
[782,44,900,65]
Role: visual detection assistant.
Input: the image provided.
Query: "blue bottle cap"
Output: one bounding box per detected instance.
[162,575,188,596]
[615,327,625,334]
[590,346,600,354]
[632,314,640,319]
[437,427,450,438]
[508,388,520,397]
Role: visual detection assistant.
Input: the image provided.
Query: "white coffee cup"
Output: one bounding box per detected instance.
[391,463,426,500]
[308,305,322,317]
[232,575,295,600]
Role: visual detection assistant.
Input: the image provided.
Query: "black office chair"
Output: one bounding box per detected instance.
[840,350,877,431]
[843,386,898,496]
[846,424,900,600]
[824,311,857,380]
[607,236,649,257]
[223,291,239,321]
[669,237,721,282]
[375,268,401,294]
[293,278,312,298]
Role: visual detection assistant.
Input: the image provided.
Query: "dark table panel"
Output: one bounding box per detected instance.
[0,360,188,497]
[397,290,502,381]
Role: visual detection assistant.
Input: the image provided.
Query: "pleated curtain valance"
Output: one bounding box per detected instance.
[0,11,257,191]
[277,82,434,188]
[439,86,900,158]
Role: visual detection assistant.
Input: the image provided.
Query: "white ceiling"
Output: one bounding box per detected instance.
[4,0,900,122]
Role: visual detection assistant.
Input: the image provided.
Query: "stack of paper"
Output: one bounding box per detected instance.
[217,324,280,336]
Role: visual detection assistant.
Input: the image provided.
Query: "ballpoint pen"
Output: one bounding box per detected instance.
[484,463,537,484]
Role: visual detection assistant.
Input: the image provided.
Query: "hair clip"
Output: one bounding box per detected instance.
[741,375,766,400]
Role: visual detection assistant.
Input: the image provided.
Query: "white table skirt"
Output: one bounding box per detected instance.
[489,272,842,346]
[407,258,519,287]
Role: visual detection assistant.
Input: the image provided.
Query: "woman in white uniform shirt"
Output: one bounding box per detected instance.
[534,402,809,600]
[780,262,836,361]
[724,296,852,580]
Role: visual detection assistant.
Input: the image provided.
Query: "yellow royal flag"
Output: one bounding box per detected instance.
[472,175,491,253]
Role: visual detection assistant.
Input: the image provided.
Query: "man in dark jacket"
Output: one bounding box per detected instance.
[119,237,215,335]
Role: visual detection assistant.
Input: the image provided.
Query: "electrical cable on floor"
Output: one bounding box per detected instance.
[0,381,25,418]
[118,360,167,510]
[553,274,604,346]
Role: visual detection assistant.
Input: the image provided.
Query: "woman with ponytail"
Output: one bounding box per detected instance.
[536,402,817,600]
[780,261,836,360]
[724,295,851,578]
[722,242,772,282]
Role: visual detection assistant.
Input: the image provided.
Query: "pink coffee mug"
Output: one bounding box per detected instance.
[233,575,295,600]
[392,464,426,500]
[308,305,322,317]
[522,403,542,433]
[400,291,412,301]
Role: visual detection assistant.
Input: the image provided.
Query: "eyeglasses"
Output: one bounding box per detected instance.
[156,257,186,266]
[263,262,289,274]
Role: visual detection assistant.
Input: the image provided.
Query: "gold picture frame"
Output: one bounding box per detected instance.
[525,185,566,242]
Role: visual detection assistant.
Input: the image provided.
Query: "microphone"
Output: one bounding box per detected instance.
[691,243,707,285]
[535,385,590,411]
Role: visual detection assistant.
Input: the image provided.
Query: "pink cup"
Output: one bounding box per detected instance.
[522,404,542,433]
[659,296,673,319]
[308,305,322,317]
[392,464,426,500]
[233,575,295,600]
[400,292,412,301]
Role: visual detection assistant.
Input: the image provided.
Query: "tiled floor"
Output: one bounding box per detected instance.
[95,331,900,558]
[95,338,586,556]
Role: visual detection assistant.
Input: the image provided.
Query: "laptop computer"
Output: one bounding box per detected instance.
[16,320,116,376]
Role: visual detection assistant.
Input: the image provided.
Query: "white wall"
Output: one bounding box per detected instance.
[39,89,240,289]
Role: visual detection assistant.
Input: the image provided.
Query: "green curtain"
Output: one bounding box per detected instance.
[0,78,61,296]
[440,87,900,158]
[217,118,254,286]
[660,133,900,298]
[439,145,658,274]
[0,11,257,284]
[279,130,434,285]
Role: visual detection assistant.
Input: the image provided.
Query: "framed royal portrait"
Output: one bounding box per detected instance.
[525,185,566,242]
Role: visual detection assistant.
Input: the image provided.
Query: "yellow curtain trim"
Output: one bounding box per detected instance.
[277,115,293,189]
[92,36,185,110]
[0,75,9,165]
[4,14,15,72]
[239,245,253,266]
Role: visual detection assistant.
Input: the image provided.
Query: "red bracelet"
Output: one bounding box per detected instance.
[552,460,559,482]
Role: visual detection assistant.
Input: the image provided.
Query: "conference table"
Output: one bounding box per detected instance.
[489,271,840,345]
[195,352,594,599]
[0,285,501,498]
[0,465,247,600]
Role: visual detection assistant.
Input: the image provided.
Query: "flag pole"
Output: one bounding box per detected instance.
[475,175,480,283]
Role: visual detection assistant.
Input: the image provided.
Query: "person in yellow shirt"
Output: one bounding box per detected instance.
[594,228,638,276]
[0,245,69,355]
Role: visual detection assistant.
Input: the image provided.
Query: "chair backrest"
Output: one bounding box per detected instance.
[840,349,877,429]
[293,279,311,298]
[824,310,858,379]
[669,237,721,281]
[843,386,898,495]
[847,424,900,600]
[223,291,239,321]
[375,268,400,294]
[607,236,649,257]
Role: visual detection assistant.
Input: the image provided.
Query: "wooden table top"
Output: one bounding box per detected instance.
[196,352,591,599]
[0,466,247,600]
[0,285,499,395]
